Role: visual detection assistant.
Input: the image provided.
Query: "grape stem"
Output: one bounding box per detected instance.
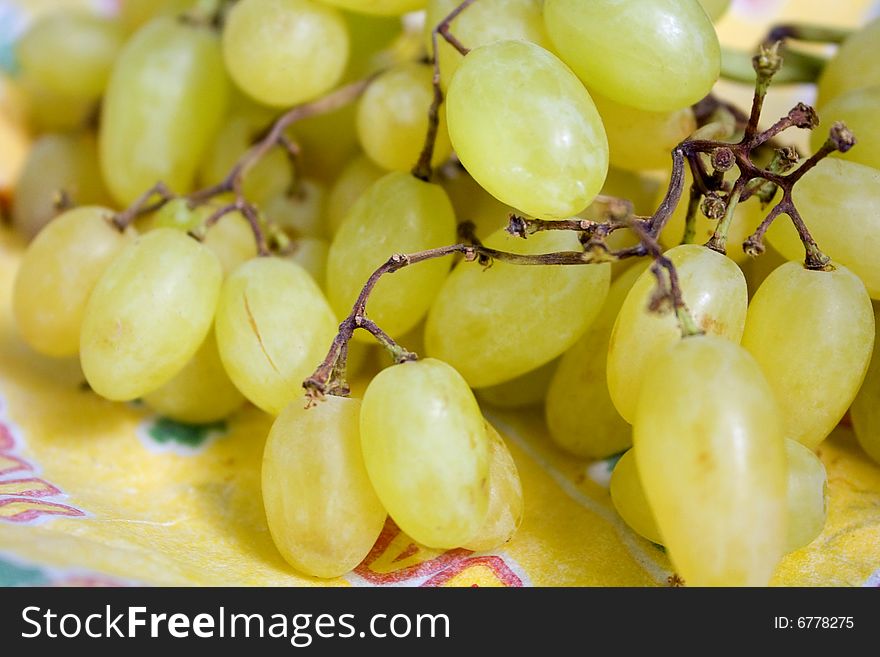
[412,0,478,182]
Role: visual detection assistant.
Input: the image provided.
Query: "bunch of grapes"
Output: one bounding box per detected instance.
[4,0,880,586]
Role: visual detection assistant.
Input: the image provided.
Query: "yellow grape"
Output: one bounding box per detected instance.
[326,155,386,235]
[17,11,122,102]
[101,17,229,205]
[817,17,880,104]
[319,0,425,15]
[635,335,786,586]
[697,0,731,22]
[360,358,490,548]
[592,92,696,172]
[80,229,222,401]
[544,0,720,112]
[263,179,328,239]
[609,450,662,545]
[851,303,880,465]
[812,85,880,170]
[356,62,452,172]
[12,132,110,240]
[767,160,880,298]
[143,331,245,424]
[285,237,330,289]
[461,423,523,552]
[446,40,608,220]
[783,439,827,553]
[742,262,874,449]
[263,396,386,578]
[13,207,134,358]
[476,359,558,410]
[424,0,551,90]
[546,262,648,459]
[327,172,456,341]
[215,257,338,415]
[222,0,348,107]
[426,229,610,389]
[607,244,747,424]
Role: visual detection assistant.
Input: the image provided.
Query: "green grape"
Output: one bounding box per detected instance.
[658,168,765,264]
[12,132,110,240]
[317,0,425,15]
[13,207,134,358]
[290,103,360,183]
[285,237,330,289]
[341,11,402,82]
[441,168,513,239]
[851,303,880,465]
[697,0,731,22]
[424,0,551,90]
[199,115,294,209]
[215,257,338,415]
[546,262,648,459]
[80,229,223,401]
[263,396,386,578]
[326,155,386,235]
[766,160,880,298]
[360,358,490,548]
[426,228,610,388]
[817,17,880,105]
[263,179,328,239]
[783,439,828,553]
[592,92,696,172]
[119,0,197,34]
[101,17,229,205]
[447,40,608,220]
[222,0,348,107]
[812,85,880,170]
[741,262,874,450]
[16,11,122,102]
[327,172,456,341]
[635,335,786,586]
[607,244,747,424]
[476,358,558,410]
[143,331,245,424]
[609,450,662,545]
[461,423,523,552]
[544,0,721,112]
[356,63,452,172]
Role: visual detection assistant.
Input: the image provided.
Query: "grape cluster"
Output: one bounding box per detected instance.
[4,0,880,586]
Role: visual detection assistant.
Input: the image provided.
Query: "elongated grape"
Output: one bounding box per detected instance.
[424,0,551,90]
[609,450,662,545]
[784,439,827,553]
[426,229,610,388]
[16,11,123,102]
[607,245,747,424]
[215,257,338,415]
[223,0,348,107]
[767,160,880,298]
[461,423,523,552]
[327,172,456,341]
[446,40,608,220]
[817,17,880,104]
[360,358,490,548]
[143,331,245,424]
[101,17,229,204]
[547,262,647,459]
[12,132,110,240]
[741,262,874,449]
[319,0,425,15]
[635,335,786,586]
[851,303,880,465]
[544,0,721,112]
[812,85,880,170]
[592,92,696,172]
[263,396,386,578]
[476,359,558,410]
[326,155,385,235]
[80,229,222,401]
[356,63,452,172]
[13,207,134,358]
